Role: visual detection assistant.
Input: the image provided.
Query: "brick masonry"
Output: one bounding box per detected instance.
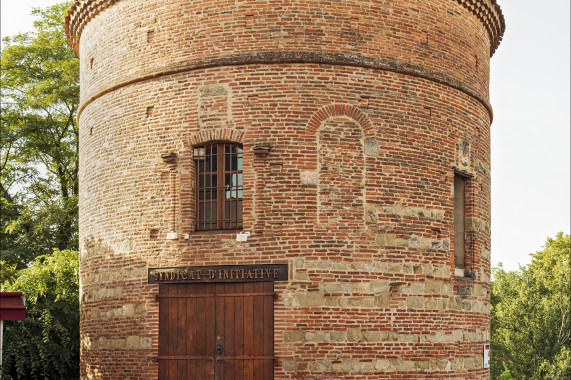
[67,0,504,378]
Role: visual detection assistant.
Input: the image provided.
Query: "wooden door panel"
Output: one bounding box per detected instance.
[252,282,264,380]
[158,284,169,379]
[244,282,255,379]
[186,292,197,378]
[159,282,273,380]
[204,284,216,379]
[175,284,186,379]
[262,282,274,380]
[215,283,226,380]
[232,283,245,379]
[223,283,236,380]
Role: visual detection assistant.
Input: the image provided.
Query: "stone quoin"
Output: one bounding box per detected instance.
[66,0,504,378]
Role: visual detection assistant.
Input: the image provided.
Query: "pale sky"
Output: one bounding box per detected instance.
[2,0,570,272]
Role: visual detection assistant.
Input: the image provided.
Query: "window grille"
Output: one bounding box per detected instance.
[193,143,243,230]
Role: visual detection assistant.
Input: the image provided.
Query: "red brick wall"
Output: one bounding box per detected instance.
[70,0,502,378]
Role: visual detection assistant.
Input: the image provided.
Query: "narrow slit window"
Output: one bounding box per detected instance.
[454,174,466,269]
[194,142,243,231]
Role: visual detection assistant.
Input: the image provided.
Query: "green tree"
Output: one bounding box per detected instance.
[1,1,78,267]
[491,233,571,379]
[0,249,79,379]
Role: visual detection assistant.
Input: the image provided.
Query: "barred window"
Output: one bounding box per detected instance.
[193,143,243,230]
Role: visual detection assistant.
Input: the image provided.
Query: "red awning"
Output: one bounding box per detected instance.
[0,292,26,320]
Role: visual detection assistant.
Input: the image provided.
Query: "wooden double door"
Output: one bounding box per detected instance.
[158,282,274,380]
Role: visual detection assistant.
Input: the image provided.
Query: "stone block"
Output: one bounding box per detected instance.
[282,359,297,372]
[388,262,403,273]
[398,333,418,343]
[364,139,379,156]
[421,333,436,343]
[445,360,454,370]
[347,328,362,342]
[330,331,347,342]
[111,338,125,349]
[348,297,362,306]
[425,279,441,293]
[365,205,377,223]
[380,330,399,341]
[317,360,332,371]
[407,295,424,309]
[325,296,339,306]
[338,297,349,307]
[283,330,305,342]
[464,357,475,369]
[140,336,152,348]
[409,236,421,248]
[436,358,448,370]
[375,294,389,307]
[126,335,140,348]
[305,331,328,342]
[342,359,360,371]
[403,262,413,273]
[398,359,413,370]
[375,233,388,247]
[295,292,325,307]
[322,282,343,293]
[199,84,228,97]
[451,329,463,342]
[443,239,450,251]
[423,264,434,275]
[294,270,308,280]
[441,281,453,295]
[122,304,135,316]
[300,170,318,186]
[135,303,146,314]
[362,297,375,307]
[375,359,395,371]
[425,297,438,309]
[370,279,389,293]
[362,330,380,342]
[360,361,374,372]
[352,282,370,293]
[481,247,491,260]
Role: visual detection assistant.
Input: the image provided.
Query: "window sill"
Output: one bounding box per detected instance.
[454,268,476,280]
[190,228,243,236]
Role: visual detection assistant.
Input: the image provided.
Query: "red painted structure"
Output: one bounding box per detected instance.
[0,292,26,321]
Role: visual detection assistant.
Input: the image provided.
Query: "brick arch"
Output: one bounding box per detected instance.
[187,128,244,147]
[307,104,373,136]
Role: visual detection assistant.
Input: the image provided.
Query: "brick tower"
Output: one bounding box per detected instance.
[66,0,504,378]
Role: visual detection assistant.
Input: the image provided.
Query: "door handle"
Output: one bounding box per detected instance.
[215,344,223,354]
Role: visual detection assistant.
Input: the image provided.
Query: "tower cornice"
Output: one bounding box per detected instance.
[65,0,505,56]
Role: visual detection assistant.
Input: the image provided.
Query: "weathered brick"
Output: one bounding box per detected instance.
[69,0,502,378]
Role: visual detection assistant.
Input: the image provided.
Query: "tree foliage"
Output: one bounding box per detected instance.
[491,233,571,379]
[1,1,78,267]
[0,249,80,379]
[0,3,80,378]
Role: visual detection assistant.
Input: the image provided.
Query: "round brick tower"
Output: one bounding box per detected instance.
[66,0,504,378]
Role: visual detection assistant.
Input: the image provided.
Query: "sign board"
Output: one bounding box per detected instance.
[149,264,288,284]
[483,344,490,368]
[0,292,26,321]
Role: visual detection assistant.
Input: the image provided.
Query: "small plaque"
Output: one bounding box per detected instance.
[149,264,288,284]
[483,344,490,368]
